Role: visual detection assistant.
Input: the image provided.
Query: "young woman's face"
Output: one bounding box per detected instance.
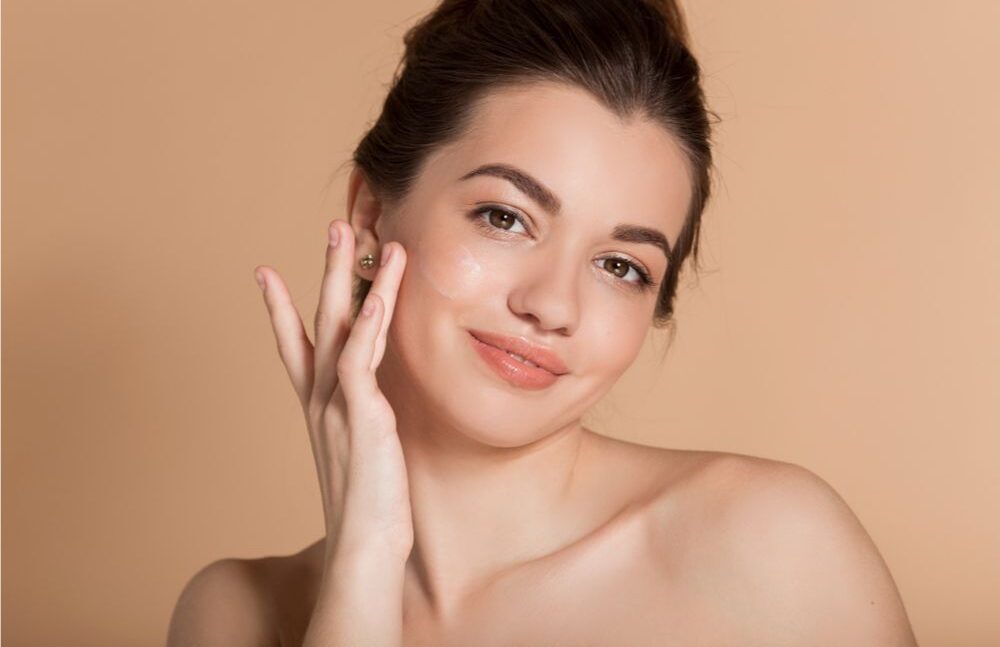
[375,81,692,447]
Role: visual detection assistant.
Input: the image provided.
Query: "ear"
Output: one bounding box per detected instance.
[346,166,384,281]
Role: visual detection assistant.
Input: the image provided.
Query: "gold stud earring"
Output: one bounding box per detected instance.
[359,253,376,270]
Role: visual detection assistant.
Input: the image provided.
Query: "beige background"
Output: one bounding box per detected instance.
[3,0,998,645]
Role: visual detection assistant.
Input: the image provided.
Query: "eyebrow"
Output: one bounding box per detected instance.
[458,163,673,263]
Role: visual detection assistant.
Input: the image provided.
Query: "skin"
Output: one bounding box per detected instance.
[170,81,919,646]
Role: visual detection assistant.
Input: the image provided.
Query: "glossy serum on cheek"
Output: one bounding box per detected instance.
[413,242,484,301]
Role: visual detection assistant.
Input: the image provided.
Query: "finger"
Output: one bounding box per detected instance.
[365,241,407,371]
[336,289,384,404]
[312,219,356,405]
[254,265,315,406]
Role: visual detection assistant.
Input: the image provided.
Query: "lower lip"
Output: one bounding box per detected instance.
[468,332,561,390]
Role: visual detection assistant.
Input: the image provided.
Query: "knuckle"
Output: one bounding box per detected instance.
[307,398,325,422]
[314,309,330,330]
[320,401,338,425]
[322,400,347,430]
[335,352,354,378]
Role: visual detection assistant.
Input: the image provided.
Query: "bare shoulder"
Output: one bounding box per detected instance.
[646,449,919,646]
[166,556,281,647]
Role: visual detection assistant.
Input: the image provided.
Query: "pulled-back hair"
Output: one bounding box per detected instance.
[351,0,717,330]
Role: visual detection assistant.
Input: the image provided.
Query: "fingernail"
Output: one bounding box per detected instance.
[255,270,266,292]
[329,222,340,248]
[380,243,392,267]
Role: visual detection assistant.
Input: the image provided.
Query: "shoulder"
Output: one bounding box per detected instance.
[166,557,280,647]
[688,452,873,554]
[653,452,919,645]
[646,449,877,546]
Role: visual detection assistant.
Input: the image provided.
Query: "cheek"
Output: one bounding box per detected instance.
[412,242,489,302]
[582,320,647,377]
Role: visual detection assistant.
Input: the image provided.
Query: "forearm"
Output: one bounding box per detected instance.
[302,550,407,647]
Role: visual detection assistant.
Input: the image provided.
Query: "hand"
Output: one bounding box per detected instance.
[253,219,413,563]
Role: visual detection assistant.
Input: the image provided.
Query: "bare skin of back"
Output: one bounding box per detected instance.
[221,433,916,647]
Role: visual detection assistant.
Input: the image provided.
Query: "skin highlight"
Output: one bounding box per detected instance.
[413,242,484,302]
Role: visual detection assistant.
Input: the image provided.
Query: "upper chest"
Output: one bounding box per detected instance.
[270,453,765,647]
[269,525,731,647]
[399,504,747,647]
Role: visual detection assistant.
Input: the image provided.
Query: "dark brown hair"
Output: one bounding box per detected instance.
[350,0,717,331]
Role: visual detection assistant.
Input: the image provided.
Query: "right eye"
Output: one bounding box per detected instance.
[468,206,530,236]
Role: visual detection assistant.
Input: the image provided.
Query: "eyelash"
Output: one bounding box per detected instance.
[467,205,659,294]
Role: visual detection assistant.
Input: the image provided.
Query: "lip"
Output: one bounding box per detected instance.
[467,332,563,390]
[467,329,570,376]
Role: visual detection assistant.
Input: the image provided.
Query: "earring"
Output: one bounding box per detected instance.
[359,253,376,270]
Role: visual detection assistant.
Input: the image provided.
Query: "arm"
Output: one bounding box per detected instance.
[166,558,278,647]
[300,548,407,647]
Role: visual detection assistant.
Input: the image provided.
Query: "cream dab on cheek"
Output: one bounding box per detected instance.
[413,243,484,301]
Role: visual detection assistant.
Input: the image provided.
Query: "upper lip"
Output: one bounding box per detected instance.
[468,328,570,376]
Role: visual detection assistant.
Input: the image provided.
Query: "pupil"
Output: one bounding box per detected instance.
[606,259,627,277]
[489,210,512,229]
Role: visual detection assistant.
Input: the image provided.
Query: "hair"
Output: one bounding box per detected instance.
[349,0,718,334]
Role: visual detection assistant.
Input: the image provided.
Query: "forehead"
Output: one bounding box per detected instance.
[420,81,692,235]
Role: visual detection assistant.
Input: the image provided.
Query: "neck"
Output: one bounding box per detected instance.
[375,352,592,617]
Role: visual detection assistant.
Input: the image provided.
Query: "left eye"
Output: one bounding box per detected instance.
[471,206,654,290]
[596,257,647,284]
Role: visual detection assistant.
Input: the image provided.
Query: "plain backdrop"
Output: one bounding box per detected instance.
[3,1,998,645]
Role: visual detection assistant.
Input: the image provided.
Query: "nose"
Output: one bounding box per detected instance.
[507,249,581,335]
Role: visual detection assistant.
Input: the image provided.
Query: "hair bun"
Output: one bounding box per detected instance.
[641,0,692,50]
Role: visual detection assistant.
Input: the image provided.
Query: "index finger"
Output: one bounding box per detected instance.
[365,241,407,371]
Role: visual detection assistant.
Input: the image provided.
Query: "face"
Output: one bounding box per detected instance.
[364,81,691,448]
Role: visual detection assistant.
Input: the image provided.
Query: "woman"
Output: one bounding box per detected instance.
[168,0,919,645]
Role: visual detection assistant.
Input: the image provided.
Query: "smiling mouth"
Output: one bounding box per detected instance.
[466,329,569,376]
[467,331,564,390]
